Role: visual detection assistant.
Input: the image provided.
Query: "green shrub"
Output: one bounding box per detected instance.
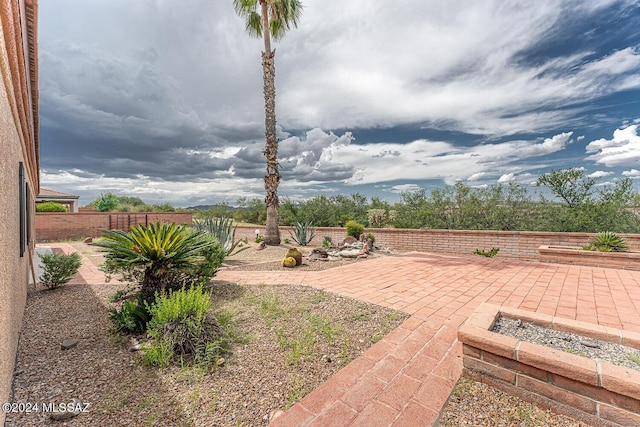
[94,191,121,212]
[345,220,364,239]
[38,252,81,289]
[322,236,332,248]
[143,285,227,367]
[255,235,264,243]
[473,248,500,257]
[289,221,315,246]
[586,231,629,252]
[109,294,151,334]
[365,232,376,243]
[36,202,67,212]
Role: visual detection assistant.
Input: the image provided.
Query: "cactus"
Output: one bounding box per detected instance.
[282,257,297,268]
[285,248,303,266]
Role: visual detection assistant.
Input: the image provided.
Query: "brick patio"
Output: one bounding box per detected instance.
[214,252,640,426]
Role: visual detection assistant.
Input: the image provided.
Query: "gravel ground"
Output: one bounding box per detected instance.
[494,317,640,371]
[6,242,407,426]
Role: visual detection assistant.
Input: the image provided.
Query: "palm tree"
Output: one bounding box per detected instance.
[233,0,303,245]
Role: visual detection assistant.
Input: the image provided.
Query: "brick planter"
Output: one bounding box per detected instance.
[538,245,640,270]
[458,303,640,427]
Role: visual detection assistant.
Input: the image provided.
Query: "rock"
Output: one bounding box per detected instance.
[48,398,84,421]
[128,339,141,352]
[268,409,283,422]
[580,339,600,349]
[256,242,266,251]
[342,236,357,245]
[237,241,244,247]
[308,248,328,261]
[339,249,361,258]
[60,339,79,350]
[83,237,93,244]
[357,254,368,259]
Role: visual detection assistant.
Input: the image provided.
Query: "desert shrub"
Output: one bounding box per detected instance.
[474,248,500,257]
[143,285,228,367]
[36,202,66,212]
[584,231,629,252]
[367,209,387,228]
[95,222,223,301]
[255,234,264,243]
[345,220,364,239]
[289,221,315,246]
[109,294,151,334]
[38,252,81,290]
[322,236,332,248]
[365,232,376,243]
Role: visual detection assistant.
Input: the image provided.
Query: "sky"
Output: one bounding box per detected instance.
[38,0,640,207]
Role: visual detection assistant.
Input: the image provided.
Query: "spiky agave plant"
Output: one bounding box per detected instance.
[192,217,247,256]
[588,231,629,252]
[289,221,315,246]
[95,222,216,300]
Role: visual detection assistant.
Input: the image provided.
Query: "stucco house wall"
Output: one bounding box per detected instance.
[0,0,39,422]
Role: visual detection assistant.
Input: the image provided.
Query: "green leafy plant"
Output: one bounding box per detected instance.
[38,251,81,290]
[289,221,315,246]
[93,191,121,212]
[143,285,228,367]
[474,247,500,257]
[192,217,247,256]
[365,232,376,243]
[584,231,629,252]
[35,202,67,212]
[255,234,264,243]
[95,222,220,301]
[283,238,291,244]
[322,236,332,248]
[109,293,151,334]
[345,220,364,239]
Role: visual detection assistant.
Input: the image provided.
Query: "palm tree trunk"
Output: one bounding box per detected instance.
[261,0,280,245]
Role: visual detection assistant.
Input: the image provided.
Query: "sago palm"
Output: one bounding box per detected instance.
[233,0,303,246]
[95,222,215,299]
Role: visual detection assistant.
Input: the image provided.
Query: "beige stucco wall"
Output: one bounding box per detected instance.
[0,78,31,423]
[0,0,38,422]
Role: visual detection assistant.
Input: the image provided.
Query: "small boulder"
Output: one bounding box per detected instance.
[256,242,266,251]
[61,339,79,350]
[83,237,93,244]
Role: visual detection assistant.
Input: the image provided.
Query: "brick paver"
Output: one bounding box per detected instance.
[47,245,640,426]
[215,252,640,426]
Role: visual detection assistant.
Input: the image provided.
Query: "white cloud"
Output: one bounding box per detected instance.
[586,123,640,166]
[588,170,613,178]
[390,184,423,194]
[622,169,640,178]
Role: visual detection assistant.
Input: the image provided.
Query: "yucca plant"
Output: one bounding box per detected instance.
[586,231,629,252]
[95,222,218,300]
[289,221,315,246]
[192,217,247,256]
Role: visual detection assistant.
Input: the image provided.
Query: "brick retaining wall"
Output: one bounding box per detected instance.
[459,304,640,427]
[35,212,192,241]
[235,226,640,261]
[35,216,640,261]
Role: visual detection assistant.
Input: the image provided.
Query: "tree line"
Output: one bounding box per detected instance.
[195,169,640,233]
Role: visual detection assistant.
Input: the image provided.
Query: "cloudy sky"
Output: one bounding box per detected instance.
[39,0,640,207]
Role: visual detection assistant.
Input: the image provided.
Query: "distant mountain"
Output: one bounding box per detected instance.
[186,204,239,211]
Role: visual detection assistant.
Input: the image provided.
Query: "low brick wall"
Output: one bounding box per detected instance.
[539,245,640,270]
[35,212,193,241]
[459,304,640,427]
[235,226,640,261]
